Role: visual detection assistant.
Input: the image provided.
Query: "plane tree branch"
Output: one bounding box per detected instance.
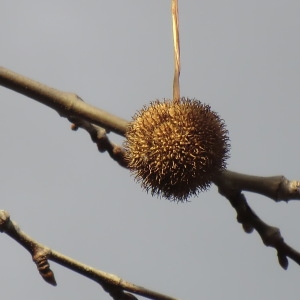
[0,210,179,300]
[1,65,300,298]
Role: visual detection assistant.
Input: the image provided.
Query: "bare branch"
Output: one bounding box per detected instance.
[3,67,299,204]
[0,210,179,300]
[214,172,300,269]
[69,117,128,168]
[0,66,128,136]
[214,170,300,202]
[0,210,56,286]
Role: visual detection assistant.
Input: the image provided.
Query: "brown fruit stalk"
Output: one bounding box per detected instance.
[124,98,230,202]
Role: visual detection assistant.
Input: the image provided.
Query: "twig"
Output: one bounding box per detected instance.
[215,171,300,269]
[171,0,181,102]
[69,117,128,168]
[0,210,180,300]
[0,66,128,136]
[0,210,56,285]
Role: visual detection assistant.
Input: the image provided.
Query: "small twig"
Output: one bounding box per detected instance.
[0,210,179,300]
[69,117,128,168]
[171,0,181,102]
[0,210,56,286]
[215,172,300,269]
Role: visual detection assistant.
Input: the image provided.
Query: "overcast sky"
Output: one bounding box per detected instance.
[1,1,300,299]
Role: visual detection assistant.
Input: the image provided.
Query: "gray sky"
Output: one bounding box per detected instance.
[1,1,300,299]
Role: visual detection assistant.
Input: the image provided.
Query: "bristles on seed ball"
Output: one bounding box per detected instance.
[124,98,230,202]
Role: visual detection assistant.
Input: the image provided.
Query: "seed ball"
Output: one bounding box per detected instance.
[124,98,230,202]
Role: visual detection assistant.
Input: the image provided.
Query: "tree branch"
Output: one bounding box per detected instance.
[0,210,179,300]
[0,66,128,136]
[69,117,128,168]
[2,65,300,297]
[214,189,300,269]
[214,170,300,202]
[214,171,300,269]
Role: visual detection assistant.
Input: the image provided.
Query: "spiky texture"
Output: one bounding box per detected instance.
[124,98,230,202]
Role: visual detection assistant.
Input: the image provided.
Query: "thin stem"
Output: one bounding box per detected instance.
[51,249,178,300]
[171,0,181,102]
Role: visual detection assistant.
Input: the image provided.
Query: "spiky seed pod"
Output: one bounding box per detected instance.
[124,98,230,202]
